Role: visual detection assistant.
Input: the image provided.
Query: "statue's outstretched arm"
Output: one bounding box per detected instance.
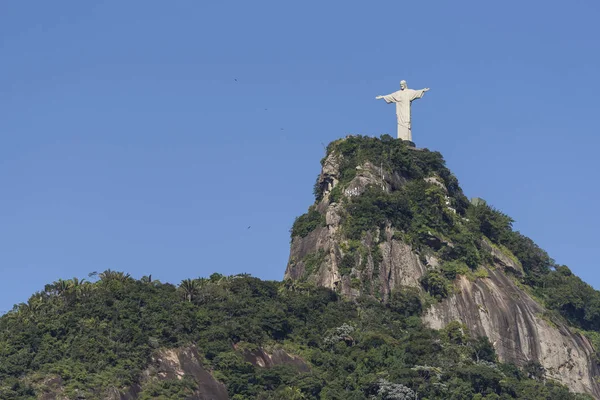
[375,95,384,100]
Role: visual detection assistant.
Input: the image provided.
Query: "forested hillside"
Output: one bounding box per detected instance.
[0,271,593,399]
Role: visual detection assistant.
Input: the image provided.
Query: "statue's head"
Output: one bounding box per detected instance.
[400,80,407,90]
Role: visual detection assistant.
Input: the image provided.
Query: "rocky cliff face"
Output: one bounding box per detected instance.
[285,136,600,398]
[285,151,428,300]
[423,270,600,396]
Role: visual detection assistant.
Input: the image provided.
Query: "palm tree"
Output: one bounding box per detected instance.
[17,295,44,322]
[28,295,44,311]
[54,279,72,298]
[17,302,33,316]
[70,277,85,286]
[77,281,94,299]
[99,269,131,282]
[179,279,199,302]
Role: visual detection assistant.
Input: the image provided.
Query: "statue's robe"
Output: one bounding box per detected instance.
[382,88,427,141]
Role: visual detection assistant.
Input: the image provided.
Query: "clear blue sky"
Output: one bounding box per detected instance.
[2,1,599,312]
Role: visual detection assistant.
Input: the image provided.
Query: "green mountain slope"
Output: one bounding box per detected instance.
[1,273,593,399]
[2,135,599,399]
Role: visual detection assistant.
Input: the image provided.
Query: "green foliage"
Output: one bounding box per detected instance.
[339,253,355,276]
[440,261,471,280]
[404,181,455,236]
[523,360,546,380]
[467,203,552,277]
[342,186,412,240]
[537,267,600,331]
[466,204,514,244]
[387,288,423,317]
[420,269,451,299]
[320,135,469,211]
[291,206,326,238]
[313,175,325,202]
[303,249,327,277]
[0,271,589,399]
[470,336,497,363]
[463,202,600,331]
[438,229,482,269]
[138,377,197,399]
[473,267,489,280]
[328,184,343,204]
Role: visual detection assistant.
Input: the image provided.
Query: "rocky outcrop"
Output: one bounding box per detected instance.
[378,229,428,299]
[239,347,310,372]
[286,145,600,398]
[423,269,600,397]
[480,238,524,276]
[36,376,64,400]
[136,346,228,400]
[285,152,427,299]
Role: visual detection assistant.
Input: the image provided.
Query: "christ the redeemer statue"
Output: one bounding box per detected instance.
[376,80,430,141]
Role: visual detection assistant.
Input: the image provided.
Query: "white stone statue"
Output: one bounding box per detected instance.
[376,80,430,141]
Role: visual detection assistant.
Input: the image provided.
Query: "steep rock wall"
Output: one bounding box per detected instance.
[286,147,600,398]
[423,269,600,398]
[285,152,426,299]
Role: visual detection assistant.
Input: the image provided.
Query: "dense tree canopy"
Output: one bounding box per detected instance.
[0,273,593,399]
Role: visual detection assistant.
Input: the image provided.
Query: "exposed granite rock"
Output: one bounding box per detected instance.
[285,151,426,298]
[239,347,310,372]
[319,150,341,195]
[285,215,426,299]
[424,176,447,192]
[138,346,229,400]
[37,376,65,400]
[424,254,441,268]
[378,228,427,300]
[423,269,600,398]
[480,238,524,276]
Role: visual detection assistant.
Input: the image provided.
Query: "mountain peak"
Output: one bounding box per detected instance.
[285,134,600,397]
